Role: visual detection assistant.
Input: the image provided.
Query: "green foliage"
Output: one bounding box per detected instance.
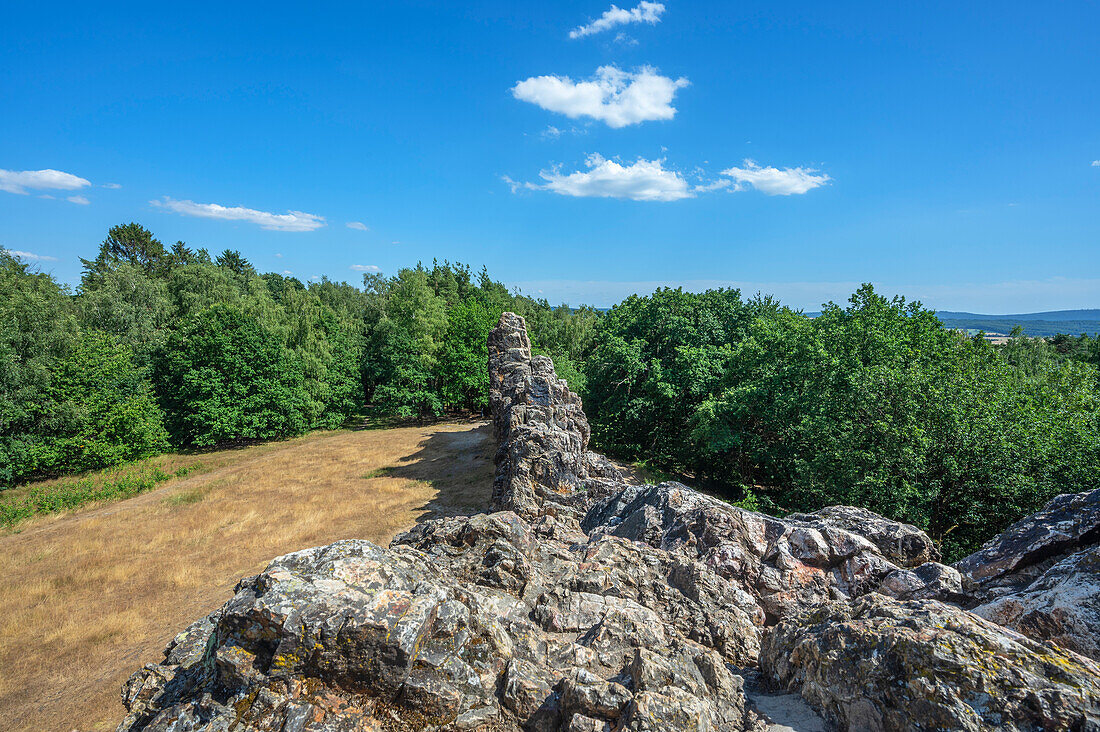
[585,284,1100,561]
[0,462,198,528]
[728,487,762,512]
[2,251,166,485]
[583,287,777,475]
[3,226,375,496]
[77,262,171,369]
[155,304,309,446]
[361,261,598,419]
[80,222,170,284]
[0,250,76,485]
[279,281,364,430]
[44,331,169,471]
[438,299,495,412]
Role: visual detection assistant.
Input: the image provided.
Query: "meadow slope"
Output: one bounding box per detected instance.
[0,422,493,732]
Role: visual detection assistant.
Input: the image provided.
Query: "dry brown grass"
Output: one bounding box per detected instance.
[0,421,493,732]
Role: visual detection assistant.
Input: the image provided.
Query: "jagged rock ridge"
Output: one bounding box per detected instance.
[117,312,1100,732]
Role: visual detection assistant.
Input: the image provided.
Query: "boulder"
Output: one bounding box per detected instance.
[760,593,1100,731]
[972,544,1100,661]
[955,487,1100,599]
[118,514,766,731]
[955,488,1100,660]
[786,504,940,567]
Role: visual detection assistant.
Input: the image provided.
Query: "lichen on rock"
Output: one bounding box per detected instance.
[760,593,1100,731]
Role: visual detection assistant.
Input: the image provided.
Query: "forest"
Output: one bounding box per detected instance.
[3,223,1099,560]
[0,223,596,486]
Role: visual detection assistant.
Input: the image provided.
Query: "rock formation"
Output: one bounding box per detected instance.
[118,312,1100,731]
[488,311,623,519]
[955,488,1100,662]
[582,482,962,624]
[761,594,1100,731]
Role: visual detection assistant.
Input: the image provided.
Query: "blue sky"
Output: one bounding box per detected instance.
[2,1,1098,312]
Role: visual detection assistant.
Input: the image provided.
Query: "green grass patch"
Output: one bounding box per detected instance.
[362,466,398,479]
[0,462,200,529]
[163,487,206,507]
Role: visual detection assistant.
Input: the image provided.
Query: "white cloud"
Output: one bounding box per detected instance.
[346,221,370,231]
[540,125,588,140]
[512,155,834,202]
[151,197,325,231]
[282,269,293,275]
[693,179,732,193]
[0,168,91,195]
[1092,160,1100,167]
[103,182,122,189]
[720,159,831,195]
[514,154,693,202]
[275,252,283,258]
[67,195,90,205]
[350,264,381,272]
[570,2,665,39]
[513,65,688,128]
[4,249,59,262]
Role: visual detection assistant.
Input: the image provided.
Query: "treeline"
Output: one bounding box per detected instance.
[581,286,1100,560]
[5,225,1099,560]
[0,223,596,487]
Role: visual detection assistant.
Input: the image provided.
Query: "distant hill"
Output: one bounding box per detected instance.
[935,310,1100,337]
[936,309,1100,322]
[800,309,1100,337]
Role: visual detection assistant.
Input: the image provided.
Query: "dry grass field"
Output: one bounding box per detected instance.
[0,421,494,732]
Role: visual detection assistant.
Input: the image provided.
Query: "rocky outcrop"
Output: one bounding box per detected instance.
[488,312,623,520]
[955,488,1100,661]
[971,545,1100,662]
[760,594,1100,731]
[118,312,1100,731]
[117,517,767,731]
[583,482,961,622]
[786,505,941,567]
[956,487,1100,599]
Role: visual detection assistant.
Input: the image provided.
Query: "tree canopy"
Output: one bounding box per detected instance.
[582,284,1100,560]
[4,228,1099,563]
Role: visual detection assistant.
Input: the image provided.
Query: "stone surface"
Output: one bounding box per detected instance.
[955,487,1100,599]
[488,313,623,521]
[583,481,957,622]
[118,312,1100,731]
[786,505,940,567]
[955,487,1100,661]
[971,543,1100,661]
[117,527,765,731]
[761,593,1100,732]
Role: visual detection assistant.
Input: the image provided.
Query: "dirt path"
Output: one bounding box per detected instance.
[0,422,493,732]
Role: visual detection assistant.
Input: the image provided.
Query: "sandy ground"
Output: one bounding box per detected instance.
[0,422,494,732]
